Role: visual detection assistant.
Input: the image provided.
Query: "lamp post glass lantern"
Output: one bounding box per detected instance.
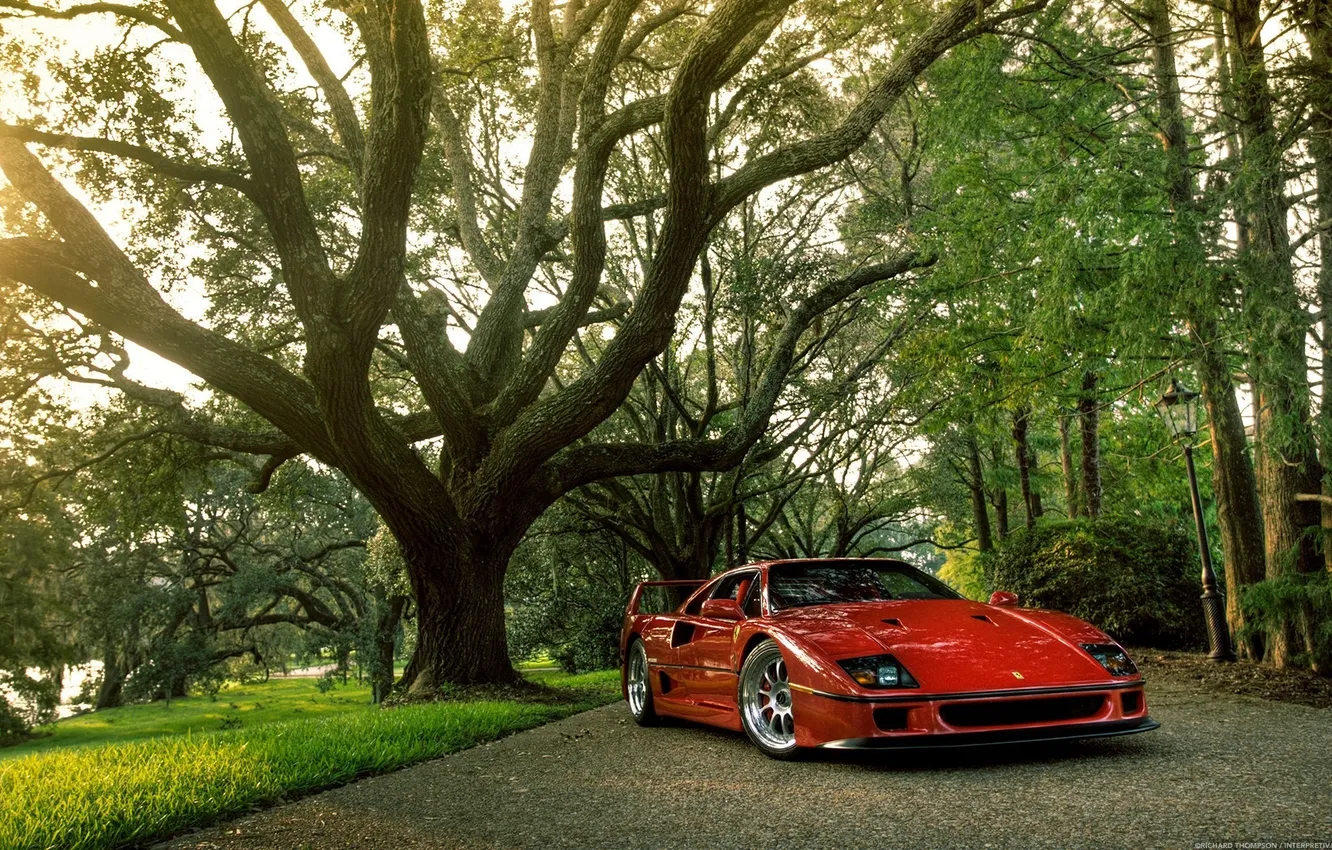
[1154,378,1236,662]
[1155,378,1200,442]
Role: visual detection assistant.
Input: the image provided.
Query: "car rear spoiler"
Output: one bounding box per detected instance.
[626,579,708,616]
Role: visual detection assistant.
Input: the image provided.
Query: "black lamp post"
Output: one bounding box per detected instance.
[1154,378,1236,662]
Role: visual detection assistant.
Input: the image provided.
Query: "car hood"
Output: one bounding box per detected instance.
[771,599,1117,693]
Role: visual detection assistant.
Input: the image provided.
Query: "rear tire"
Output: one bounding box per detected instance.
[626,639,659,726]
[738,639,802,759]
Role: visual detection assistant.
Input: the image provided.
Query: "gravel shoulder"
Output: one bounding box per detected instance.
[1133,649,1332,709]
[162,673,1332,850]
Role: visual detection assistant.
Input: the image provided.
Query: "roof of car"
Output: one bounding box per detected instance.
[726,557,915,572]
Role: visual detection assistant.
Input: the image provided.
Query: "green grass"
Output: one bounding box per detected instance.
[0,669,620,850]
[2,677,378,759]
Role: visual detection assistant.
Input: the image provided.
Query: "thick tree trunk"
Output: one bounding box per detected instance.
[1013,407,1036,529]
[1253,417,1323,666]
[399,538,518,694]
[95,649,126,710]
[1196,321,1268,659]
[371,595,408,704]
[1229,0,1325,667]
[1304,1,1332,578]
[967,435,993,553]
[1144,0,1266,659]
[1319,120,1332,578]
[657,550,713,582]
[1311,3,1332,672]
[1078,372,1102,519]
[1058,412,1080,518]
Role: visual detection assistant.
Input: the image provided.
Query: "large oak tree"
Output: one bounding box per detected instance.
[0,0,1040,688]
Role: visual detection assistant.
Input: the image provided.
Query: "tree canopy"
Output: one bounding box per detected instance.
[1,0,1330,713]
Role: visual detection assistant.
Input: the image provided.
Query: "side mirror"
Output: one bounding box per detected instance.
[700,598,744,621]
[989,590,1020,608]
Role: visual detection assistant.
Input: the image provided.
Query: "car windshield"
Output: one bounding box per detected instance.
[767,560,961,609]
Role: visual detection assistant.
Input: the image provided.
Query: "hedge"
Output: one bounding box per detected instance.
[985,517,1206,649]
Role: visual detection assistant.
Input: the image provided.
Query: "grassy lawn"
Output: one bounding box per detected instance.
[0,669,621,850]
[1,677,379,760]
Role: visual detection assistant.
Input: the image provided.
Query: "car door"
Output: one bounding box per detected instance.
[674,571,757,713]
[635,580,717,712]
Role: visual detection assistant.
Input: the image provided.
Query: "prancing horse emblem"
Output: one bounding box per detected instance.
[1012,671,1024,679]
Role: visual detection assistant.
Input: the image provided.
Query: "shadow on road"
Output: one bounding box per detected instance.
[669,716,1168,773]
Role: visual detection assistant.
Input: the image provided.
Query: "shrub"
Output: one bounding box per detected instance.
[509,582,625,674]
[0,671,58,743]
[505,504,640,674]
[0,698,29,748]
[549,590,626,674]
[987,517,1206,649]
[1241,572,1332,671]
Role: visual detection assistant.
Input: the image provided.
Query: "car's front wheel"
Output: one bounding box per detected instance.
[738,639,800,759]
[625,639,659,726]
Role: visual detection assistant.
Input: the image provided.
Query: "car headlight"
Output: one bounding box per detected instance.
[837,654,919,689]
[1082,643,1138,676]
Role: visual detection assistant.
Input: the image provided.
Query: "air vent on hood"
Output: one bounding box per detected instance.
[971,614,995,624]
[881,618,902,627]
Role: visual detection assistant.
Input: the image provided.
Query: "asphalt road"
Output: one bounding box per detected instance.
[163,678,1332,850]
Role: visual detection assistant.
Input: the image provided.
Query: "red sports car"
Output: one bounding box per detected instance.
[620,558,1158,758]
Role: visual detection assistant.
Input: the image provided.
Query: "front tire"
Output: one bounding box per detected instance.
[738,639,801,759]
[625,639,659,726]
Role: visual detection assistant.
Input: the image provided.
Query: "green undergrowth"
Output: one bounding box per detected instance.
[0,669,620,850]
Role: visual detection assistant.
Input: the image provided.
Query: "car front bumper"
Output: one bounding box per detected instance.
[818,715,1160,749]
[791,679,1157,749]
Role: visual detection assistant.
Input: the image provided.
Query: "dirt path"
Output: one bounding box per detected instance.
[161,676,1331,850]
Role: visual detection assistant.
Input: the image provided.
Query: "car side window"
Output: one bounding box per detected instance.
[741,579,763,618]
[712,572,755,600]
[685,572,758,615]
[683,579,721,615]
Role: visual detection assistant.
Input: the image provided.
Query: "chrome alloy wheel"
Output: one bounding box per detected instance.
[740,643,796,752]
[627,641,650,718]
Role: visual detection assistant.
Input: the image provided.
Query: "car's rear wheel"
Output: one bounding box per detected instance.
[626,639,659,726]
[738,639,800,759]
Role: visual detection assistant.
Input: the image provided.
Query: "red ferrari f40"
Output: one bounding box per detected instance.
[620,558,1158,758]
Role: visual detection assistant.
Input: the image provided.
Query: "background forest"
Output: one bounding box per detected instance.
[1,0,1330,740]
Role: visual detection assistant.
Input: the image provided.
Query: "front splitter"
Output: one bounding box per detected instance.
[818,716,1160,750]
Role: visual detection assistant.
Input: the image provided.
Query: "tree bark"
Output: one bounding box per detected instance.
[1144,0,1267,659]
[1013,407,1037,529]
[1301,0,1332,578]
[1078,371,1102,519]
[990,440,1009,541]
[967,434,994,553]
[1059,411,1080,518]
[1196,320,1268,659]
[1228,0,1325,666]
[94,648,126,710]
[371,595,408,704]
[398,534,518,693]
